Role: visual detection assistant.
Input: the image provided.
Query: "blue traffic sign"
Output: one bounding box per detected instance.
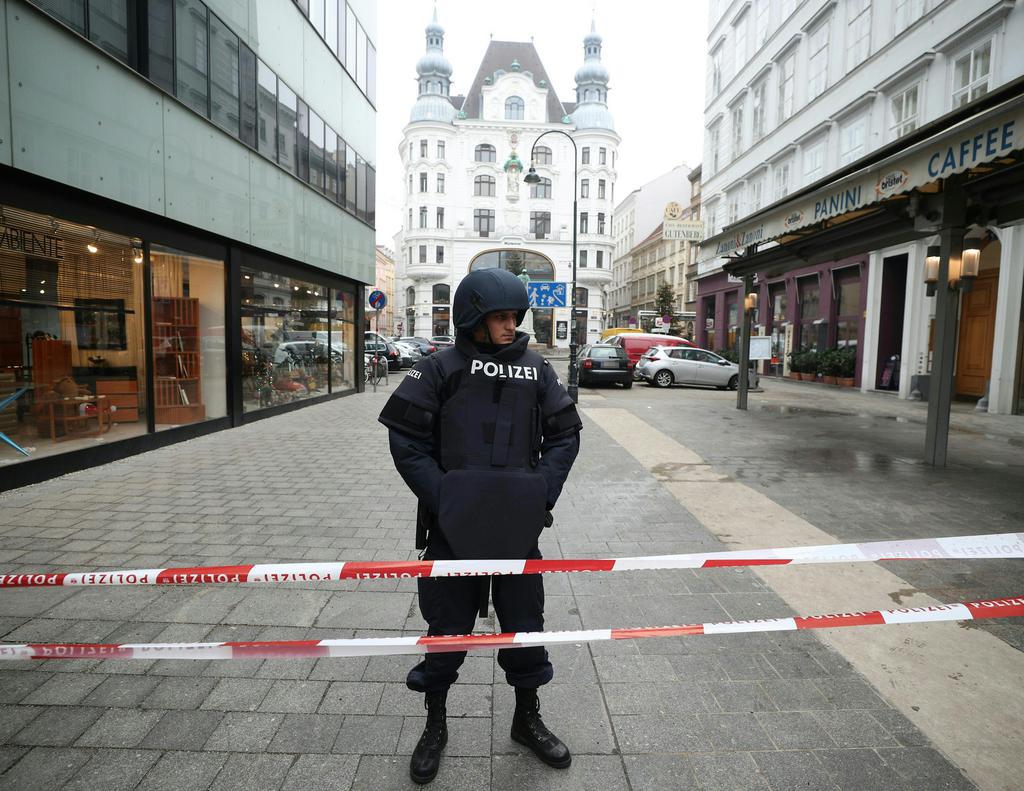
[527,281,568,308]
[368,289,387,310]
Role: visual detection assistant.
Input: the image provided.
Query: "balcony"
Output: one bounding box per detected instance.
[576,266,612,286]
[405,262,449,281]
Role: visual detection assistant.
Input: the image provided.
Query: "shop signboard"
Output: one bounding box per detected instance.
[749,336,772,360]
[703,96,1024,257]
[556,321,568,340]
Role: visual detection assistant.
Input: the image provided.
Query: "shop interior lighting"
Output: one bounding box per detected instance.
[132,249,143,264]
[924,245,941,297]
[86,242,99,254]
[744,292,758,312]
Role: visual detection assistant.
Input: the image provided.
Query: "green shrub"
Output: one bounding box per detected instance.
[837,347,857,378]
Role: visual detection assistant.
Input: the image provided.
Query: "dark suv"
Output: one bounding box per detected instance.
[579,344,633,389]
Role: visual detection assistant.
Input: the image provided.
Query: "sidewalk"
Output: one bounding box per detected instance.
[0,382,992,789]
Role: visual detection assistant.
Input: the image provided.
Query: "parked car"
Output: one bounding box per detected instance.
[430,335,455,347]
[578,344,632,389]
[393,341,422,369]
[605,333,696,378]
[398,336,438,355]
[636,346,759,390]
[364,337,403,371]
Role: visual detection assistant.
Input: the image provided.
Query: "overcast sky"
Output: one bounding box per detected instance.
[374,0,709,246]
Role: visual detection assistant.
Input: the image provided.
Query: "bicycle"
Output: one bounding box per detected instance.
[364,353,387,385]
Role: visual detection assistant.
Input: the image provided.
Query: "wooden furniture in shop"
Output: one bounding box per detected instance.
[152,297,205,425]
[73,368,140,423]
[35,393,112,441]
[30,338,72,391]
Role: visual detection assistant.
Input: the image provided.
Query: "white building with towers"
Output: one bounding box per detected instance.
[394,10,619,348]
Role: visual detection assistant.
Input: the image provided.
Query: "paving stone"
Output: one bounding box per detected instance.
[136,751,229,791]
[140,709,224,751]
[75,708,162,748]
[492,754,629,789]
[689,752,771,791]
[0,671,51,704]
[141,676,218,709]
[0,706,42,742]
[601,682,712,715]
[333,715,403,755]
[493,683,615,755]
[877,747,976,790]
[0,747,28,776]
[257,679,329,713]
[200,677,274,711]
[593,655,676,683]
[0,746,91,789]
[706,681,777,712]
[698,711,774,751]
[815,748,914,791]
[810,710,900,748]
[354,755,490,790]
[281,754,359,791]
[80,675,162,707]
[813,678,887,709]
[623,755,701,790]
[266,713,344,754]
[209,752,295,791]
[612,714,710,753]
[204,712,284,752]
[752,750,839,791]
[319,681,385,715]
[397,716,492,757]
[10,705,102,746]
[21,672,105,705]
[755,711,836,749]
[63,748,161,791]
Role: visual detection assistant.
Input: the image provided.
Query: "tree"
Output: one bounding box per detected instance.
[655,282,681,335]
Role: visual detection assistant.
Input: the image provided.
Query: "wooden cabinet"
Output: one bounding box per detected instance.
[95,378,139,423]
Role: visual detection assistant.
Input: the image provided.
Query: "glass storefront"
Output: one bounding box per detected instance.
[0,205,148,463]
[329,286,357,393]
[150,246,226,429]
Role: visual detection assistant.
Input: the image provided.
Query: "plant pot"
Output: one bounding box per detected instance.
[823,375,837,385]
[799,372,816,381]
[838,377,855,387]
[789,372,801,380]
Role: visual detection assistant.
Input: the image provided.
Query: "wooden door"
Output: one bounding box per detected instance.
[955,270,998,397]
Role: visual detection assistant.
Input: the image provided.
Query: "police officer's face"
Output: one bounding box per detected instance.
[475,310,518,345]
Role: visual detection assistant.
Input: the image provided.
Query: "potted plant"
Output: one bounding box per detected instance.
[800,351,819,381]
[821,349,841,385]
[837,347,857,387]
[787,351,803,379]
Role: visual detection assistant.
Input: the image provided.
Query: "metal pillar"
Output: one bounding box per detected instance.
[736,271,754,410]
[924,181,966,466]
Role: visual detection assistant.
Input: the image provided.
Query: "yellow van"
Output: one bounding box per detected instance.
[600,327,641,341]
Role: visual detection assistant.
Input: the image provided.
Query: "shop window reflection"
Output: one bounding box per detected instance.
[241,268,331,411]
[330,288,356,393]
[0,205,148,465]
[150,246,226,429]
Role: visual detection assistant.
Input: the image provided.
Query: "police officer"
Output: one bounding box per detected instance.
[378,268,582,785]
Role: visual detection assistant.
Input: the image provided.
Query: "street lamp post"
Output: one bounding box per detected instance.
[524,130,579,404]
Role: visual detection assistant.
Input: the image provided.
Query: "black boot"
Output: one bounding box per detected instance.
[410,689,448,784]
[510,687,572,768]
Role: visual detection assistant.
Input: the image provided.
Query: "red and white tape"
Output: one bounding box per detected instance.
[1,595,1022,661]
[1,532,1021,589]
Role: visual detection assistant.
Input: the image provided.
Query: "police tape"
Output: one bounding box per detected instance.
[1,595,1022,661]
[1,532,1022,589]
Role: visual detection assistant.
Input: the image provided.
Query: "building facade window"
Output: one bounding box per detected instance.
[419,206,427,228]
[731,104,744,161]
[436,207,444,228]
[437,140,445,159]
[580,212,589,233]
[530,177,552,199]
[890,83,919,138]
[435,246,444,264]
[777,51,796,124]
[419,245,427,263]
[581,147,591,164]
[798,276,821,351]
[530,212,551,239]
[846,0,872,73]
[807,19,830,100]
[894,0,924,36]
[599,147,607,165]
[597,213,606,234]
[727,189,742,224]
[474,209,495,237]
[749,176,764,212]
[709,121,721,174]
[436,173,445,193]
[505,95,525,120]
[952,40,992,107]
[754,0,769,49]
[420,139,428,157]
[711,47,723,97]
[534,145,552,165]
[752,79,767,142]
[475,144,496,162]
[474,175,496,197]
[580,179,590,198]
[834,268,862,349]
[733,11,748,67]
[598,179,606,199]
[579,250,588,268]
[840,115,868,164]
[803,139,825,184]
[773,159,791,200]
[596,250,604,268]
[419,172,428,192]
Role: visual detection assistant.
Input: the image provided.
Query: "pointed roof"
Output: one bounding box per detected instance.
[459,41,567,123]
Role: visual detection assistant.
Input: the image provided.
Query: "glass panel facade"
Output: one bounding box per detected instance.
[36,0,86,34]
[175,0,209,117]
[209,14,240,137]
[0,205,148,465]
[147,0,175,93]
[240,269,330,412]
[329,287,356,392]
[256,60,277,161]
[277,82,299,176]
[150,246,226,429]
[88,0,128,61]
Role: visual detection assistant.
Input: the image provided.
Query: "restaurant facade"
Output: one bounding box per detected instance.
[0,0,377,490]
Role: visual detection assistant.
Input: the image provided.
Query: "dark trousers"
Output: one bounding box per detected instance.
[406,534,553,693]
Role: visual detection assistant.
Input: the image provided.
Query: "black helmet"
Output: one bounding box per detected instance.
[452,269,530,331]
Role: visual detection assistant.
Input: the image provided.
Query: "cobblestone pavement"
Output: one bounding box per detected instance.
[1,370,1019,789]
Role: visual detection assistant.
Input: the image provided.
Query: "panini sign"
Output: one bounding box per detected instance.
[699,98,1024,263]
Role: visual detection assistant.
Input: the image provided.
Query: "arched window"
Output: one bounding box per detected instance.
[432,284,450,305]
[474,174,496,197]
[469,249,554,281]
[529,177,552,199]
[574,287,589,308]
[406,286,415,306]
[505,96,525,120]
[475,144,496,162]
[533,146,552,165]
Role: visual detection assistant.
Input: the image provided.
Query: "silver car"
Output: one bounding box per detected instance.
[637,346,759,390]
[393,341,422,369]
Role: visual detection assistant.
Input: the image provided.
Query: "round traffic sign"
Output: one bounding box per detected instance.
[368,289,387,310]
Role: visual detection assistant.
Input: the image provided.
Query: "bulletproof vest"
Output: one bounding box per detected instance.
[437,351,545,473]
[432,346,548,559]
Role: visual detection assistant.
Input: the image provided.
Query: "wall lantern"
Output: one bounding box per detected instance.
[743,292,758,312]
[958,234,983,292]
[924,245,941,297]
[523,166,541,184]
